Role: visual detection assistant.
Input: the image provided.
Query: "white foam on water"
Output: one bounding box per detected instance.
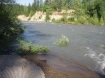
[85,47,105,75]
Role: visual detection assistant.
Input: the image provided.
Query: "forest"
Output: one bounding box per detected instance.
[16,0,105,25]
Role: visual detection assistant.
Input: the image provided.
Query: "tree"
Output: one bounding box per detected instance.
[28,3,31,15]
[94,0,105,21]
[0,0,24,38]
[82,0,88,13]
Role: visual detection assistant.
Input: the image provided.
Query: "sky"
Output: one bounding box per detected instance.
[16,0,34,6]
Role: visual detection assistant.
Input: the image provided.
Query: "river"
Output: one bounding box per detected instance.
[18,21,105,75]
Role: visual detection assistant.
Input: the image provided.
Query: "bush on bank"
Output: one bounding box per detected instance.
[53,16,105,26]
[16,39,50,55]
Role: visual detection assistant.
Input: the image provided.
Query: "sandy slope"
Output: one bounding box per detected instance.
[17,10,75,22]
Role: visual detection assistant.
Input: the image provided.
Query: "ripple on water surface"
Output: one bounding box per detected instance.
[84,46,105,75]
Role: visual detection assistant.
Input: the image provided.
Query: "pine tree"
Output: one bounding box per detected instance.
[0,0,24,38]
[28,3,31,15]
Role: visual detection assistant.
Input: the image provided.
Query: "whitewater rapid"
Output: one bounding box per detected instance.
[84,46,105,75]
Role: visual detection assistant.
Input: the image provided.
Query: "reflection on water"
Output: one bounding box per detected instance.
[19,22,105,75]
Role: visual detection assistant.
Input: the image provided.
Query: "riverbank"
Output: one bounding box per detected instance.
[17,10,105,26]
[17,10,74,22]
[22,53,104,78]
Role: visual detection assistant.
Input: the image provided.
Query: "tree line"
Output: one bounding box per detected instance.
[14,0,105,24]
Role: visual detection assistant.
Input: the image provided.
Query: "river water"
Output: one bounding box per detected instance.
[19,21,105,75]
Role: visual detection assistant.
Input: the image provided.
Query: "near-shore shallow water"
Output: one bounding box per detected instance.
[13,21,105,75]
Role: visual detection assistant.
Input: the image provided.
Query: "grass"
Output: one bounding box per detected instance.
[53,35,69,46]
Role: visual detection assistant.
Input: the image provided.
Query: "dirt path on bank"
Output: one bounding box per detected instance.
[23,54,102,78]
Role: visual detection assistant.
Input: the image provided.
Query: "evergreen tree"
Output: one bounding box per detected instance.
[28,3,31,15]
[0,0,24,38]
[94,0,105,21]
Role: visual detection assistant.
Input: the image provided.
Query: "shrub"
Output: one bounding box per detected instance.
[53,35,69,46]
[57,13,68,23]
[39,15,42,19]
[16,39,32,54]
[88,17,99,25]
[88,14,99,25]
[54,19,61,23]
[68,17,75,22]
[76,16,87,24]
[99,17,105,26]
[45,13,50,22]
[16,39,50,54]
[52,18,55,22]
[31,46,50,54]
[61,15,68,23]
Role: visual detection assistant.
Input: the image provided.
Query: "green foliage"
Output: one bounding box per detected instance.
[53,19,61,23]
[43,5,47,12]
[88,14,99,25]
[52,18,55,22]
[68,17,75,22]
[88,17,99,25]
[31,46,50,54]
[53,35,69,46]
[23,5,29,16]
[46,12,50,22]
[39,15,42,19]
[46,14,50,22]
[16,39,50,55]
[29,10,35,17]
[28,3,31,15]
[61,14,68,23]
[0,0,25,38]
[45,6,53,22]
[53,14,68,23]
[12,0,105,25]
[99,18,105,25]
[76,16,88,24]
[17,39,32,54]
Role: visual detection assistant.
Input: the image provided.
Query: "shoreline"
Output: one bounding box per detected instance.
[22,54,104,78]
[22,21,105,27]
